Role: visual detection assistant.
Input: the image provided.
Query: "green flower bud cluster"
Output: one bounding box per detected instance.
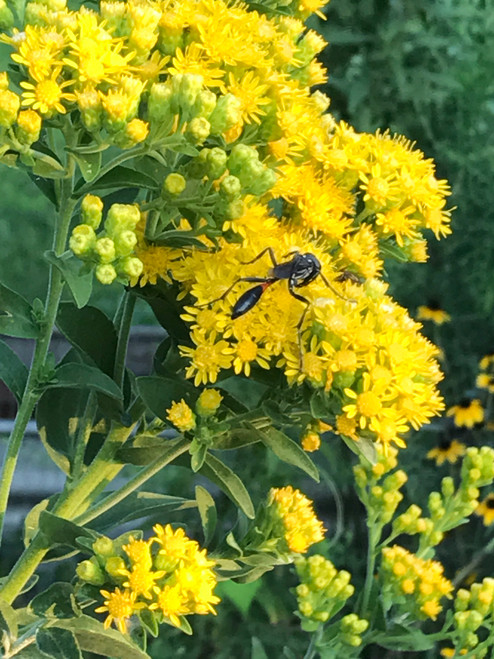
[0,0,14,30]
[448,579,494,655]
[294,554,355,631]
[148,74,217,132]
[353,447,407,526]
[69,195,143,285]
[76,534,137,587]
[415,447,494,553]
[227,144,277,197]
[338,613,369,648]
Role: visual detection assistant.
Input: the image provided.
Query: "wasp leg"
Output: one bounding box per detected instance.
[288,286,312,367]
[196,276,269,308]
[239,247,278,268]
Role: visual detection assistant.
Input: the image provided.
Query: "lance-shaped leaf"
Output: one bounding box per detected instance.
[74,165,157,197]
[44,251,93,309]
[38,511,98,548]
[71,150,102,182]
[50,616,150,659]
[36,628,82,659]
[47,363,122,401]
[0,283,39,338]
[0,339,27,402]
[31,583,81,620]
[57,304,117,376]
[0,599,17,639]
[200,453,255,519]
[260,428,319,481]
[195,485,217,545]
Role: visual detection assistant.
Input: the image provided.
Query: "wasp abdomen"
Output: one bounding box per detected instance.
[231,284,266,319]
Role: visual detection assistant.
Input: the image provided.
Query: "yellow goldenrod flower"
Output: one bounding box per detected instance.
[16,109,42,144]
[427,438,467,466]
[166,399,196,432]
[301,429,321,452]
[20,68,75,115]
[95,588,143,634]
[447,399,484,429]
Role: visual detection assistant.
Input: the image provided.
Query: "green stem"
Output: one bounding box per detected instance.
[74,437,191,526]
[113,291,136,390]
[452,534,494,587]
[303,626,323,659]
[70,392,98,481]
[0,179,76,547]
[360,518,381,617]
[0,423,134,603]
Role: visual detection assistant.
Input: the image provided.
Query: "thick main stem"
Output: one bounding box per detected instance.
[0,182,76,546]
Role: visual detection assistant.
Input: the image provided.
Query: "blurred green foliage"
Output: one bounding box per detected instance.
[316,0,494,400]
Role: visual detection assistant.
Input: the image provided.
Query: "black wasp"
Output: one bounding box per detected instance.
[202,248,353,354]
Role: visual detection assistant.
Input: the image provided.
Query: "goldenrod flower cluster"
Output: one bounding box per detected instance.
[380,545,453,620]
[69,195,143,285]
[0,0,449,453]
[294,554,357,630]
[450,578,494,655]
[261,486,325,555]
[166,398,196,432]
[77,525,220,634]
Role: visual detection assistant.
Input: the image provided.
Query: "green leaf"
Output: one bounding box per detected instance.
[32,156,66,179]
[57,304,117,376]
[138,609,159,638]
[374,626,436,652]
[28,173,57,207]
[137,375,197,421]
[72,151,102,182]
[216,580,261,617]
[44,251,93,309]
[153,230,206,249]
[341,434,377,465]
[251,637,269,659]
[38,511,97,548]
[200,453,255,519]
[52,615,151,658]
[88,491,196,531]
[48,363,122,401]
[75,165,157,196]
[195,485,217,545]
[31,583,80,620]
[0,598,17,638]
[116,436,188,466]
[214,427,263,450]
[0,283,39,338]
[216,377,268,409]
[36,628,82,659]
[36,387,88,474]
[260,428,319,481]
[24,497,52,547]
[0,339,27,402]
[190,440,208,472]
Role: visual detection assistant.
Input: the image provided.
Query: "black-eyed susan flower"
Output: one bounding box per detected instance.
[417,301,451,325]
[447,399,484,429]
[476,494,494,526]
[427,437,467,466]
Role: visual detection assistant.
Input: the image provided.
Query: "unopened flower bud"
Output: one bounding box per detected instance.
[104,556,126,577]
[81,194,104,229]
[93,536,115,557]
[163,172,186,195]
[0,0,14,31]
[148,82,174,124]
[186,116,210,143]
[69,224,96,256]
[196,389,223,417]
[95,237,116,264]
[114,230,137,256]
[76,558,105,585]
[220,174,242,200]
[206,147,227,179]
[125,118,149,144]
[0,89,20,127]
[16,110,42,145]
[96,264,117,285]
[119,256,143,280]
[209,93,241,134]
[194,89,217,118]
[105,203,140,233]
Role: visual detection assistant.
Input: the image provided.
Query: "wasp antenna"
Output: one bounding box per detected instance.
[320,273,356,304]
